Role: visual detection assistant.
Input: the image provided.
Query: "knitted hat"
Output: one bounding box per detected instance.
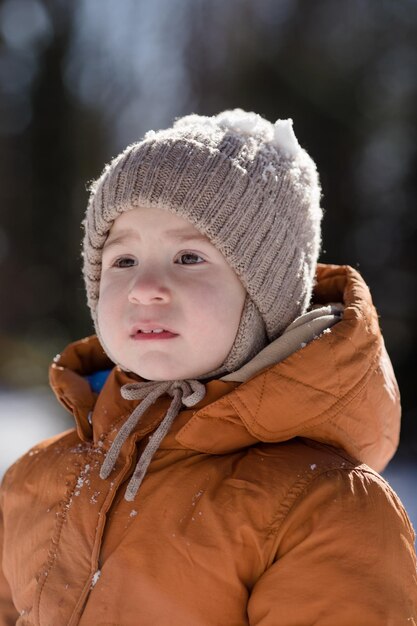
[83,108,322,377]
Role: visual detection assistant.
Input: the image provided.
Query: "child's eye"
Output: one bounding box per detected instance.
[113,256,136,268]
[177,252,205,265]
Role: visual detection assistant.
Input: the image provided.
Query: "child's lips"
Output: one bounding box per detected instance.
[129,323,179,340]
[131,330,178,340]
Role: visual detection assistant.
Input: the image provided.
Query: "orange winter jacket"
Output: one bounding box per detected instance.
[0,264,416,625]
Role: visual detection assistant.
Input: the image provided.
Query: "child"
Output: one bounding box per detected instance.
[1,109,416,625]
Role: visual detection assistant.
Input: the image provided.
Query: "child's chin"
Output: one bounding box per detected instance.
[126,353,215,381]
[134,364,206,382]
[138,371,197,382]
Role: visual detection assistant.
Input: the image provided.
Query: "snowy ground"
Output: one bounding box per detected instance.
[0,387,72,476]
[0,388,416,534]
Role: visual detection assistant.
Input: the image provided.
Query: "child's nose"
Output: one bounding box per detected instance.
[127,271,171,305]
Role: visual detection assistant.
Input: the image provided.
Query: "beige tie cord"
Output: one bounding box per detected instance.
[100,379,206,501]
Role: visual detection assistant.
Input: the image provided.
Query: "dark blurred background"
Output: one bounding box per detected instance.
[0,0,416,474]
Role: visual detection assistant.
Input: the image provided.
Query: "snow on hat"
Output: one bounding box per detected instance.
[83,108,322,375]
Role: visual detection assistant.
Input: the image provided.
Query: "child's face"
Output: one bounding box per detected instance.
[98,206,246,380]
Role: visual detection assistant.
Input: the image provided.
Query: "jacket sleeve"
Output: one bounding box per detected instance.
[247,466,417,626]
[0,494,18,625]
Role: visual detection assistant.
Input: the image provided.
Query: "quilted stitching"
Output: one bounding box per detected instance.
[230,345,381,439]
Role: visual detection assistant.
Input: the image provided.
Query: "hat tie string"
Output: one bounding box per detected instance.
[99,379,206,501]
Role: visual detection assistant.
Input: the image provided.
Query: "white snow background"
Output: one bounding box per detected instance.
[0,388,416,538]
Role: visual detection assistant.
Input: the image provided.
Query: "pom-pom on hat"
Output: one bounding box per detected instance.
[83,108,322,375]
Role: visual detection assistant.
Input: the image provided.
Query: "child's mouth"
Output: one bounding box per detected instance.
[132,330,178,340]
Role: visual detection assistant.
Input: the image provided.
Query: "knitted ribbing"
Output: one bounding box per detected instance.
[83,108,322,345]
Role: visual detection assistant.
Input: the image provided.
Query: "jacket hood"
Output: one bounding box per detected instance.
[50,264,400,472]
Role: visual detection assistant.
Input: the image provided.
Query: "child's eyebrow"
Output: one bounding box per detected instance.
[104,227,209,249]
[165,228,209,243]
[103,231,137,249]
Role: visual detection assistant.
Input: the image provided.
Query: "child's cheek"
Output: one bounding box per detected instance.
[100,274,125,304]
[190,281,221,313]
[97,280,120,326]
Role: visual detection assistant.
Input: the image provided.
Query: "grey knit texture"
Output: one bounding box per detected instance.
[83,109,322,374]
